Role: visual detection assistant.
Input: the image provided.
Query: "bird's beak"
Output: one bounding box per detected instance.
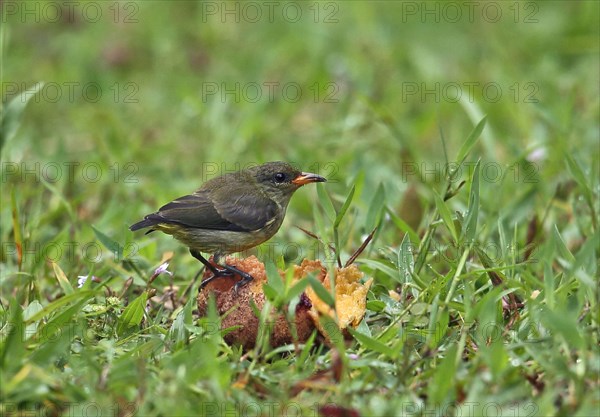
[292,172,327,186]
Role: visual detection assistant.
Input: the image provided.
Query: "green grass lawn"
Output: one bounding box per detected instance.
[1,1,598,416]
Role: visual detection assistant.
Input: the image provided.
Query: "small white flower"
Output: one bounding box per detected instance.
[154,262,173,277]
[527,147,547,163]
[77,276,88,288]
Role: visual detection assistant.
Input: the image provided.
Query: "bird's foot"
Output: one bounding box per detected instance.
[198,267,229,288]
[199,264,254,294]
[220,264,253,294]
[190,250,254,293]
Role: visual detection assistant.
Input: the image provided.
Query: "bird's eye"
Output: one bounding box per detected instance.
[274,173,286,183]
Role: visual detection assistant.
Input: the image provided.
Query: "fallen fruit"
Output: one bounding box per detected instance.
[196,256,372,350]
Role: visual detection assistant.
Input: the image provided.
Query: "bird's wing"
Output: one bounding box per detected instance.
[211,185,280,232]
[144,188,279,232]
[148,192,246,231]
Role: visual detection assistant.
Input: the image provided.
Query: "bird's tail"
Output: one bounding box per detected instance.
[129,218,157,232]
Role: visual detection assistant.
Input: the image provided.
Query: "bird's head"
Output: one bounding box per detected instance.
[248,161,327,202]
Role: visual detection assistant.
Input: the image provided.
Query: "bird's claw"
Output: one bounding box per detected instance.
[199,264,254,295]
[232,275,253,295]
[199,267,231,288]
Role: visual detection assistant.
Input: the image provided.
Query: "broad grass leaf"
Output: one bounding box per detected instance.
[52,262,74,295]
[0,299,25,368]
[25,291,95,324]
[92,226,124,261]
[348,327,395,358]
[265,260,283,295]
[287,277,309,301]
[427,344,458,404]
[118,291,149,335]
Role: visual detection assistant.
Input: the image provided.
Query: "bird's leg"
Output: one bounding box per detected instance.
[190,249,253,292]
[189,249,221,275]
[189,249,231,288]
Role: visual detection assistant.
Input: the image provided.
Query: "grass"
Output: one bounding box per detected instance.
[1,1,599,416]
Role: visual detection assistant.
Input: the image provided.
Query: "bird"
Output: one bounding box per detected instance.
[130,161,326,292]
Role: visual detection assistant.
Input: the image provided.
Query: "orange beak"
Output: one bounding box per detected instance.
[292,172,327,186]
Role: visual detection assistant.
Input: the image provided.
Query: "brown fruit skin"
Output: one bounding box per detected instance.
[197,256,372,350]
[196,256,316,350]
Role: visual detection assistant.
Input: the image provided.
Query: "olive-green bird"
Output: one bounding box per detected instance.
[130,161,326,291]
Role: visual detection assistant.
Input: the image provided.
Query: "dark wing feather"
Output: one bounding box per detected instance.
[139,192,247,232]
[131,178,279,232]
[211,184,279,232]
[158,192,246,230]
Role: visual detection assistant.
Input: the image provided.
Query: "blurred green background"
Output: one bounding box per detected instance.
[3,1,597,270]
[1,1,598,415]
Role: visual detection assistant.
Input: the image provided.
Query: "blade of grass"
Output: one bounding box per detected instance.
[348,327,395,358]
[456,116,487,167]
[433,190,458,243]
[461,160,481,243]
[263,260,284,303]
[386,207,420,245]
[427,344,458,404]
[334,185,355,229]
[316,182,336,223]
[397,233,414,284]
[565,154,596,231]
[117,291,149,335]
[0,299,25,368]
[93,226,124,261]
[360,258,402,284]
[52,262,74,295]
[34,299,88,345]
[10,188,22,270]
[365,183,385,232]
[25,290,96,324]
[0,82,45,154]
[308,274,335,308]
